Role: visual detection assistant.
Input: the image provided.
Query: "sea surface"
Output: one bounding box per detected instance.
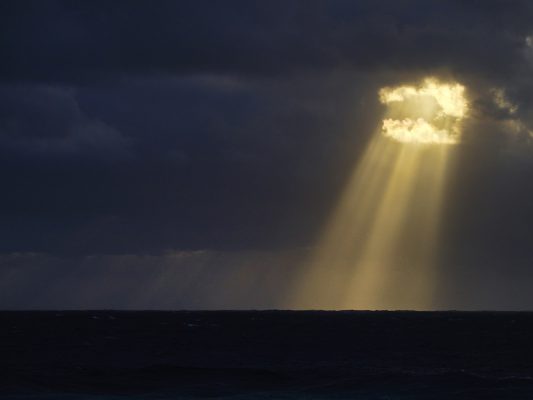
[1,311,533,399]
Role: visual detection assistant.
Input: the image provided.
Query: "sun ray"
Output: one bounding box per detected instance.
[291,77,468,310]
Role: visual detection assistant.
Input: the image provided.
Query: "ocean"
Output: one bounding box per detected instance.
[1,311,533,399]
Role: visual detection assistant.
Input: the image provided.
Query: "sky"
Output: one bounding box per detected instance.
[1,0,533,309]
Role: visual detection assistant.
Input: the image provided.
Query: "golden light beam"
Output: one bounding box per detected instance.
[290,77,468,310]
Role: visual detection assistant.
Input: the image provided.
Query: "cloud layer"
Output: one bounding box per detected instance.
[1,0,533,308]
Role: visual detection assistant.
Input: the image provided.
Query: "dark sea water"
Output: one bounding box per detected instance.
[1,311,533,399]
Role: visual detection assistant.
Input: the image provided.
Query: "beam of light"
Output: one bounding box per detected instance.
[290,77,468,310]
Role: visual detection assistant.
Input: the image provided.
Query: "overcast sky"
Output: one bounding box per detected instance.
[1,0,533,309]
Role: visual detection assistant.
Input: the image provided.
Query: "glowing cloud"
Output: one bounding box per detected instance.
[379,78,468,144]
[382,118,456,144]
[491,88,518,115]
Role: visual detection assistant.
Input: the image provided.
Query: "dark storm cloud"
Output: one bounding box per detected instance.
[1,0,533,309]
[1,0,532,83]
[0,84,130,159]
[0,71,378,254]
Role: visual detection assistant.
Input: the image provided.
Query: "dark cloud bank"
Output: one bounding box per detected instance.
[1,0,533,309]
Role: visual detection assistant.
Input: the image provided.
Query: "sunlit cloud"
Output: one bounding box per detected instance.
[379,78,468,144]
[488,87,533,141]
[491,88,518,115]
[379,78,468,118]
[381,117,456,144]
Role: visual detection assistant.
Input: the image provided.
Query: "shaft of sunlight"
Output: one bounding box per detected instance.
[291,77,467,310]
